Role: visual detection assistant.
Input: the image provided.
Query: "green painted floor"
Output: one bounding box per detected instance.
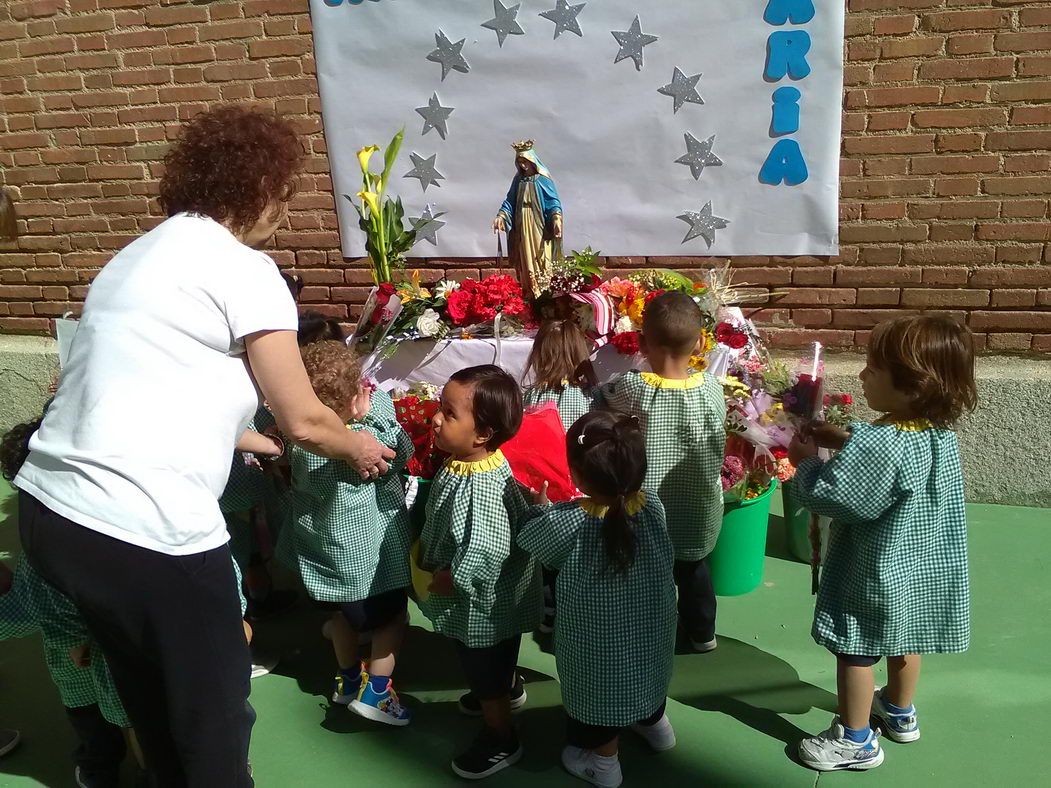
[0,481,1047,787]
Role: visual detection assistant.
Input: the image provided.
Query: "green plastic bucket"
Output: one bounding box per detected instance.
[709,478,778,596]
[780,479,812,564]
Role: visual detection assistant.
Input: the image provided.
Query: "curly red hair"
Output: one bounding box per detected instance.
[158,106,304,234]
[301,340,362,418]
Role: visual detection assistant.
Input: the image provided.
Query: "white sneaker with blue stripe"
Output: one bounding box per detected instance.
[798,717,884,771]
[871,687,921,743]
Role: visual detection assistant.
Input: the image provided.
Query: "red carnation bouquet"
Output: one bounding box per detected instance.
[392,384,447,479]
[446,274,531,328]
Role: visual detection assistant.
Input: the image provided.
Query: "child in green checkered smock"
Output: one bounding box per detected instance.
[522,318,597,432]
[418,365,542,780]
[791,315,978,773]
[518,409,678,787]
[287,340,415,727]
[1,555,130,783]
[596,291,726,653]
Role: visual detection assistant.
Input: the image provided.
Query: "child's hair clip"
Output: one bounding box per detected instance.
[577,432,587,445]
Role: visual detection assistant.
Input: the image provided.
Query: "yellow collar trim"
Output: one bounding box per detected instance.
[578,491,647,518]
[445,450,506,476]
[639,372,704,389]
[876,417,934,432]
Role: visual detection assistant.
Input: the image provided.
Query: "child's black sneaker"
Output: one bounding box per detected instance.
[451,728,522,780]
[457,674,527,716]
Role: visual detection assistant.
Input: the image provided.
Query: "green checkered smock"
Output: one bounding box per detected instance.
[518,492,676,726]
[794,420,970,656]
[596,371,726,561]
[220,408,276,515]
[285,389,414,603]
[0,555,129,727]
[419,451,543,648]
[522,384,594,432]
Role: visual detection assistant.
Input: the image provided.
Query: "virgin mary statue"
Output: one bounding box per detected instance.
[492,140,563,298]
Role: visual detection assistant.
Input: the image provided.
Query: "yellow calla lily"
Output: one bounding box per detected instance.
[357,190,380,215]
[356,145,380,175]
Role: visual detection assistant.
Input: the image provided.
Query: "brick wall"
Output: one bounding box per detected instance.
[0,0,1049,353]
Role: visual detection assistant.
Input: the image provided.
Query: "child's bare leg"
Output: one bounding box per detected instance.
[885,654,921,708]
[837,660,875,730]
[328,612,359,671]
[242,619,253,644]
[126,729,144,769]
[480,698,513,737]
[368,610,406,679]
[594,736,619,757]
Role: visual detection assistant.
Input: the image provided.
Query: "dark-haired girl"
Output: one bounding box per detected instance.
[518,410,677,788]
[791,315,977,772]
[419,365,543,780]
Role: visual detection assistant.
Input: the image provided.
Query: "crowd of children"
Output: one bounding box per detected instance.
[0,288,977,787]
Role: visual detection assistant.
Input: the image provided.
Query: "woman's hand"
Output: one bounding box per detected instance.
[428,569,454,596]
[789,433,818,467]
[492,215,506,234]
[245,330,394,479]
[552,214,563,239]
[807,422,850,451]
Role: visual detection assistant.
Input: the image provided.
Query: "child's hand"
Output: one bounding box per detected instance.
[428,569,454,596]
[348,389,372,422]
[70,644,92,668]
[532,481,550,506]
[806,422,850,451]
[789,434,818,467]
[0,562,12,595]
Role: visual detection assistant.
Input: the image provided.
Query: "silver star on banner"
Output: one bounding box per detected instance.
[404,152,445,192]
[409,204,447,246]
[675,132,723,180]
[611,15,658,71]
[482,0,525,47]
[658,67,704,114]
[415,93,454,140]
[677,201,730,248]
[539,0,586,39]
[427,29,470,81]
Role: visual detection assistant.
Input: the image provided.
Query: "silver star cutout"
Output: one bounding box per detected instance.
[415,93,454,140]
[403,152,445,192]
[658,67,704,114]
[427,29,470,81]
[675,133,723,180]
[611,15,658,71]
[539,0,586,39]
[409,204,447,246]
[677,201,730,248]
[482,1,525,47]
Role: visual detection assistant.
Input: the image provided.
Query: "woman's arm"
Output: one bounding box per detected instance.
[244,330,394,478]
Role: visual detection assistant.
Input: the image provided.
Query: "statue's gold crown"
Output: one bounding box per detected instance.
[511,140,535,153]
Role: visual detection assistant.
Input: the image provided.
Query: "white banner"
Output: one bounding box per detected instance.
[312,0,843,258]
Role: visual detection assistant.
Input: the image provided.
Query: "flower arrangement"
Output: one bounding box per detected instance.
[392,382,447,479]
[345,130,439,285]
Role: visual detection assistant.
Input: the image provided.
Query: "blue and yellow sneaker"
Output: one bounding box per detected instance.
[332,665,365,706]
[350,676,411,727]
[871,687,920,743]
[798,717,884,771]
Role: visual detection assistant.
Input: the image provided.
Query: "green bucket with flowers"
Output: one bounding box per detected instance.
[710,478,779,597]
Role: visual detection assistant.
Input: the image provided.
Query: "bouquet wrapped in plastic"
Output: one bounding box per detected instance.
[501,403,577,502]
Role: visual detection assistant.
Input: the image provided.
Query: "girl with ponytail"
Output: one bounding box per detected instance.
[518,409,678,787]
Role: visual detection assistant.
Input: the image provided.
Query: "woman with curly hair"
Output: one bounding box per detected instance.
[13,106,393,787]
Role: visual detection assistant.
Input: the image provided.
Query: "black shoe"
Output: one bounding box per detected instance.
[457,674,527,717]
[451,728,522,780]
[246,589,299,622]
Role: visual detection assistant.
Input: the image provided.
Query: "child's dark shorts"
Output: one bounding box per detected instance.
[315,587,408,632]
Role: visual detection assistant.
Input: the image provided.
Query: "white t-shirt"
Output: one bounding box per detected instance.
[15,213,299,556]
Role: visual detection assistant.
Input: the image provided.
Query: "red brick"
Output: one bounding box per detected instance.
[248,38,310,59]
[918,57,1015,80]
[843,135,934,154]
[901,288,990,308]
[970,311,1051,332]
[832,309,921,329]
[836,267,923,286]
[880,36,944,59]
[934,134,984,153]
[947,34,994,56]
[993,81,1051,102]
[1001,199,1048,219]
[912,155,999,175]
[995,33,1050,53]
[991,289,1038,308]
[200,20,264,41]
[976,223,1051,242]
[1019,56,1051,78]
[912,108,1007,128]
[1003,154,1051,174]
[922,267,970,286]
[856,288,901,306]
[983,177,1051,196]
[925,9,1013,32]
[846,86,941,108]
[970,267,1051,288]
[144,5,209,26]
[986,333,1034,352]
[985,131,1051,152]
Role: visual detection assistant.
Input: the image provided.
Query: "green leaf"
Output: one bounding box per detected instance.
[381,127,405,190]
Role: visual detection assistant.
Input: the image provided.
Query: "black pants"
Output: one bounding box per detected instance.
[65,704,126,788]
[20,491,254,788]
[455,636,521,701]
[674,558,717,642]
[566,701,667,750]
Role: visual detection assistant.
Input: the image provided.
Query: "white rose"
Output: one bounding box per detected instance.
[614,315,633,335]
[416,308,443,337]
